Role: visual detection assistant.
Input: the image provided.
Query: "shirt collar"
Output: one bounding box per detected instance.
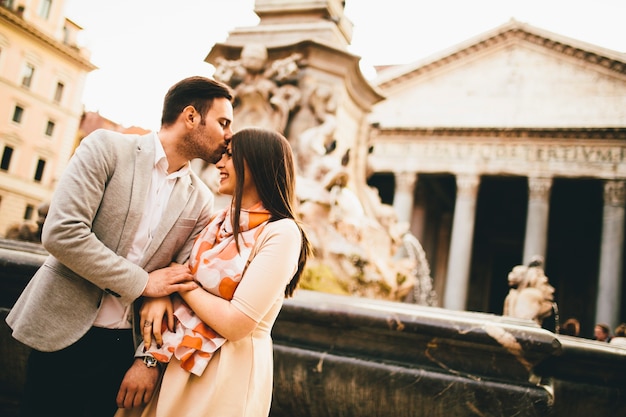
[154,132,191,178]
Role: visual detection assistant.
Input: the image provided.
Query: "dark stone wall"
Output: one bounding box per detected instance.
[0,240,45,416]
[269,290,626,416]
[0,239,624,417]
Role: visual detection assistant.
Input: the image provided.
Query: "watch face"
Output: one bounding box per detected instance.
[144,356,158,368]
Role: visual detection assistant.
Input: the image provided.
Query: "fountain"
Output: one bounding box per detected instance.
[205,41,436,305]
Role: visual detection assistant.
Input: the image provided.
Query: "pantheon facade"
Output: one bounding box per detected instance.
[367,20,626,336]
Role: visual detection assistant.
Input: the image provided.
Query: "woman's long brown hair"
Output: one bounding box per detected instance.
[230,128,311,297]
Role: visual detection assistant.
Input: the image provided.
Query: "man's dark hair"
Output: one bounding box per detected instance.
[161,76,232,127]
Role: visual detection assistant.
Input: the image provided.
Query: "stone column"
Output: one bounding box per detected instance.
[595,180,625,328]
[393,171,417,225]
[443,174,480,311]
[523,177,553,264]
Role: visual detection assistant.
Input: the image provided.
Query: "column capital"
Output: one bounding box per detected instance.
[456,174,480,199]
[528,177,553,201]
[603,180,626,207]
[394,171,417,193]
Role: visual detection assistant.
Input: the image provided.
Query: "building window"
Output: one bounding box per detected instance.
[12,105,24,123]
[21,63,35,88]
[24,204,34,220]
[54,82,64,103]
[45,120,55,136]
[38,0,51,19]
[34,158,46,182]
[1,146,13,171]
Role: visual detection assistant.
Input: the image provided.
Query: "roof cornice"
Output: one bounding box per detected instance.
[373,127,626,140]
[0,6,97,71]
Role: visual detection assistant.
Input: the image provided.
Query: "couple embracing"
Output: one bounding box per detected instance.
[7,76,310,417]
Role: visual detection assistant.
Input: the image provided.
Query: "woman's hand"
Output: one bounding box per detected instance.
[140,295,174,350]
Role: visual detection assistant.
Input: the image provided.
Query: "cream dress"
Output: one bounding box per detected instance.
[115,219,301,417]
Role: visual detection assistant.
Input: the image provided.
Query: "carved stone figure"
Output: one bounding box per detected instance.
[213,43,302,133]
[503,256,555,325]
[296,84,338,178]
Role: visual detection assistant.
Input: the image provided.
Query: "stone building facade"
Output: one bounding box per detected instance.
[0,0,96,236]
[367,19,626,335]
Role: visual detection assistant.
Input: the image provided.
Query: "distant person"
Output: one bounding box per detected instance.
[560,318,580,337]
[610,323,626,347]
[4,221,39,242]
[593,323,612,342]
[115,128,311,417]
[6,76,234,417]
[35,201,49,242]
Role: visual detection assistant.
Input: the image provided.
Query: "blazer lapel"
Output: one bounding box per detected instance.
[118,135,154,256]
[140,174,194,265]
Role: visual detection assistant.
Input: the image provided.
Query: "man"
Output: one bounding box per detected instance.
[6,76,234,417]
[594,323,612,342]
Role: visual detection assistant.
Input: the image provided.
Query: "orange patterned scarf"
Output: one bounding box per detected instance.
[147,202,270,375]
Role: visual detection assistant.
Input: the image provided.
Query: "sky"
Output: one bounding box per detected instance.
[64,0,626,131]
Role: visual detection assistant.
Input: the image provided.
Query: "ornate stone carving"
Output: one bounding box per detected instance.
[213,43,303,134]
[296,84,339,180]
[211,42,435,304]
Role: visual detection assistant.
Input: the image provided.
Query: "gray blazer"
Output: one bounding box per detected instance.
[6,129,214,352]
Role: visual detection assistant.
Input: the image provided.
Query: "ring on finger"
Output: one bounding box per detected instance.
[143,321,153,327]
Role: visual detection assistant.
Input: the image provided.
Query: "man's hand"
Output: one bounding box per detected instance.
[116,358,161,408]
[142,263,197,297]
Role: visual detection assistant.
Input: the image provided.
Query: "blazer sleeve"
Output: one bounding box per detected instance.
[42,130,148,306]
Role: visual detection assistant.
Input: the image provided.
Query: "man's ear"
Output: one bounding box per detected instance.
[182,105,198,127]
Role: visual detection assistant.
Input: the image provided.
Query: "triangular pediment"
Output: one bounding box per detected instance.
[370,19,626,129]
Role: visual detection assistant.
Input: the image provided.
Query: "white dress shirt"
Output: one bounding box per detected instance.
[93,132,191,328]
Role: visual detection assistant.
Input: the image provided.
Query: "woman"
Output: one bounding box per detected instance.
[610,323,626,347]
[116,127,311,417]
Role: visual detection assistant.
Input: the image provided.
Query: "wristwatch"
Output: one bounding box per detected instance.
[143,355,158,368]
